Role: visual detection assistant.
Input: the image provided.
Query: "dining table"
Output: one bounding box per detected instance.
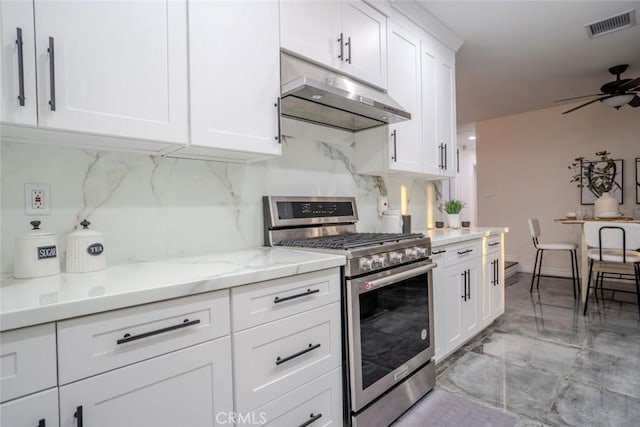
[555,216,640,302]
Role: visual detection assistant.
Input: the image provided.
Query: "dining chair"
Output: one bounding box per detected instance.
[528,218,579,297]
[582,222,640,316]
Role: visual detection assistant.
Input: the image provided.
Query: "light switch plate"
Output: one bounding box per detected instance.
[25,183,51,215]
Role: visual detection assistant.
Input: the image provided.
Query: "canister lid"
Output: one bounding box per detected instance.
[67,219,103,238]
[18,220,56,239]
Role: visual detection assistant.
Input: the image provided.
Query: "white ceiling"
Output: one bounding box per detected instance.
[416,1,640,129]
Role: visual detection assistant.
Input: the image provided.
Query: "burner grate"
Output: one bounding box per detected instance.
[275,232,424,250]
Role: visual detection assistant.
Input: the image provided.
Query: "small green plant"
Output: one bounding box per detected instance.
[444,199,466,214]
[568,150,619,198]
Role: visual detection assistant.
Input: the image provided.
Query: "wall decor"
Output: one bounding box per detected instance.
[636,158,640,204]
[579,158,624,205]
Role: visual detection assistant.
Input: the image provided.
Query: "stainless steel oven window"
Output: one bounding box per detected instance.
[346,261,435,411]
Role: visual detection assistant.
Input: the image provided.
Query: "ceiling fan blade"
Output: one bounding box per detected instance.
[561,96,607,114]
[554,93,604,102]
[617,77,640,91]
[629,95,640,108]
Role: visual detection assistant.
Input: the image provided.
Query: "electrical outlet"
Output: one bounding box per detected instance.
[25,183,51,215]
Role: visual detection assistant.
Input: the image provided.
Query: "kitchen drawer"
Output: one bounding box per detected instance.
[444,240,482,266]
[0,323,57,402]
[233,302,341,412]
[0,387,59,427]
[240,367,342,427]
[231,268,340,332]
[485,235,502,254]
[58,290,230,385]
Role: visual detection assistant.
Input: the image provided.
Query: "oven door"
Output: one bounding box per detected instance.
[346,260,435,412]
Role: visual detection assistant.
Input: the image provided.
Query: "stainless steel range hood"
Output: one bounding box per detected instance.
[280,54,411,132]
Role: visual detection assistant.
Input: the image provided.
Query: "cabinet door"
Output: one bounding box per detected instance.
[341,1,387,89]
[431,249,447,362]
[437,50,457,178]
[1,0,37,126]
[280,0,336,69]
[481,255,495,327]
[491,252,505,321]
[420,39,441,176]
[59,338,233,427]
[460,259,481,339]
[387,23,421,173]
[188,0,281,158]
[443,264,464,354]
[0,388,59,427]
[33,0,188,143]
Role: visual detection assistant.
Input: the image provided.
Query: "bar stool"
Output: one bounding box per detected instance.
[582,222,640,317]
[528,218,579,297]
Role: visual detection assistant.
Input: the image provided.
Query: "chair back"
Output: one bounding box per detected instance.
[528,218,541,239]
[584,221,640,253]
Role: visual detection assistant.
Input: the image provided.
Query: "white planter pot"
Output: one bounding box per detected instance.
[594,192,618,217]
[447,213,461,229]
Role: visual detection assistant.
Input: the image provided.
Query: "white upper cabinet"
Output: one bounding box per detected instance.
[178,0,281,162]
[1,0,37,126]
[32,0,189,144]
[420,39,441,176]
[280,0,387,89]
[437,49,457,178]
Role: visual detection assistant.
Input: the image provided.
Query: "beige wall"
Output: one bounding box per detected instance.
[476,103,640,275]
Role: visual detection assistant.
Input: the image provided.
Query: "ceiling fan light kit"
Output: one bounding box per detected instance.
[558,64,640,114]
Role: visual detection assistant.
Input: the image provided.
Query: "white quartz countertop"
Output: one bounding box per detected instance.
[416,226,509,246]
[0,248,346,331]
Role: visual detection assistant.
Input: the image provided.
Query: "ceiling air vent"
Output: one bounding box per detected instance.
[585,10,636,38]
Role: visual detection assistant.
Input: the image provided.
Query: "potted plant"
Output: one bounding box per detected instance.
[444,199,466,228]
[568,150,620,216]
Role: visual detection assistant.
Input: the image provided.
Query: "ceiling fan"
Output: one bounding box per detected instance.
[556,64,640,114]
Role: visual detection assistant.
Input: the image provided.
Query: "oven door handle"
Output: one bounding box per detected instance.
[363,263,436,291]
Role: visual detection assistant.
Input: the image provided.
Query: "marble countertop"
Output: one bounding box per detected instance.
[416,227,509,246]
[0,248,346,332]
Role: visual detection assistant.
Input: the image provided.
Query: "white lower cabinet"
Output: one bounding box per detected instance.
[482,235,505,327]
[0,388,59,427]
[433,239,486,362]
[59,338,232,427]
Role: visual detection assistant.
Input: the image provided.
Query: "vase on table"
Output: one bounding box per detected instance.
[447,213,461,228]
[594,192,618,217]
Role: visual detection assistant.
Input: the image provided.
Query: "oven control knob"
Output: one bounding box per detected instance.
[416,247,429,258]
[372,254,386,269]
[405,248,418,260]
[359,257,374,271]
[389,251,405,264]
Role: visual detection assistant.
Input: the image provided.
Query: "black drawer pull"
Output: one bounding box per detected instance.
[457,249,473,255]
[38,419,45,427]
[16,28,25,106]
[274,288,319,304]
[299,413,323,427]
[488,242,500,247]
[432,249,447,255]
[74,406,83,427]
[276,343,321,366]
[116,318,200,345]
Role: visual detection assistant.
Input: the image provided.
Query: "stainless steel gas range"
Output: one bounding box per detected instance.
[263,196,436,427]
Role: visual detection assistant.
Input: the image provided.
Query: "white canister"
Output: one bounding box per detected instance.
[14,221,60,279]
[66,220,106,273]
[382,210,403,233]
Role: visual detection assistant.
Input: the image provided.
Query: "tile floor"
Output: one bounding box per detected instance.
[430,273,640,426]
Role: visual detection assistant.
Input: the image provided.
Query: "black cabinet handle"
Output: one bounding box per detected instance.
[495,259,499,286]
[444,144,448,170]
[457,249,473,255]
[299,413,323,427]
[116,319,200,345]
[38,419,45,427]
[275,97,281,143]
[47,37,56,111]
[337,33,344,61]
[432,249,446,255]
[276,343,321,366]
[74,406,83,427]
[16,28,25,106]
[488,242,500,247]
[461,271,466,301]
[466,269,471,299]
[490,260,495,285]
[391,130,397,162]
[274,288,319,304]
[346,36,351,64]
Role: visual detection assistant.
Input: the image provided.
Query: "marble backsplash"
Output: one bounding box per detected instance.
[1,119,441,276]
